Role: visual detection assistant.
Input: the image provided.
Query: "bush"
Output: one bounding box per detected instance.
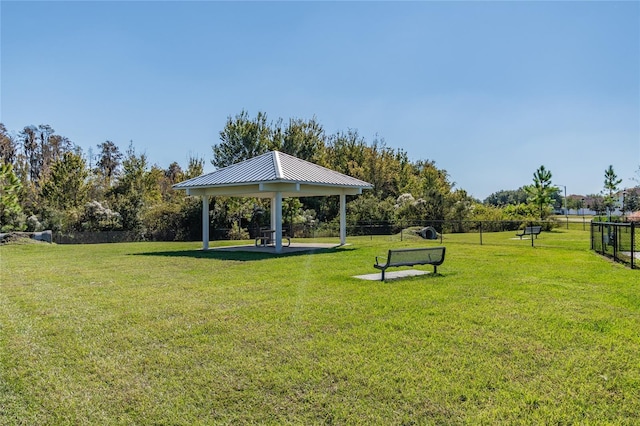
[26,215,43,232]
[81,201,122,231]
[227,222,249,240]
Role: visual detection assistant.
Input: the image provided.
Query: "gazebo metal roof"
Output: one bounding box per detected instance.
[173,150,373,197]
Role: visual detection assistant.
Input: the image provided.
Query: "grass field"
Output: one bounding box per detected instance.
[1,230,638,424]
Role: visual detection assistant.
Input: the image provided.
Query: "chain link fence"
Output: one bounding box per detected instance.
[591,222,638,269]
[50,220,577,244]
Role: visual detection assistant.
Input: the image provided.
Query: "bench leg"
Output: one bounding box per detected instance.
[381,270,385,281]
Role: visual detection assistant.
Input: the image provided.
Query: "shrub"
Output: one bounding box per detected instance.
[228,222,249,240]
[81,201,122,231]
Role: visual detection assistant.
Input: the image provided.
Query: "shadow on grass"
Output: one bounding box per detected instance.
[133,246,356,262]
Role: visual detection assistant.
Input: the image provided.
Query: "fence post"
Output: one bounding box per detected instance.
[613,224,618,261]
[631,222,636,269]
[479,221,483,245]
[531,222,535,247]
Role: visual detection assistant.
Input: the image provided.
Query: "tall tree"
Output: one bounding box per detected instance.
[622,188,639,215]
[415,159,452,223]
[361,137,405,200]
[37,124,55,178]
[96,140,123,187]
[448,189,474,231]
[274,117,325,162]
[185,155,204,180]
[19,125,40,185]
[212,110,272,168]
[524,165,554,220]
[603,165,622,219]
[0,123,17,165]
[109,142,159,232]
[165,162,183,184]
[46,134,72,165]
[323,129,367,178]
[40,151,89,211]
[0,162,25,231]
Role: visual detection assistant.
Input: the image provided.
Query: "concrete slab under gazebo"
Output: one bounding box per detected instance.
[172,151,373,253]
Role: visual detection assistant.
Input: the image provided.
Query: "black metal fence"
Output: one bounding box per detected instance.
[343,220,554,237]
[591,222,638,269]
[51,220,565,244]
[54,231,142,244]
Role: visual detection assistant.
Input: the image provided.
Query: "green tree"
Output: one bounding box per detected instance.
[96,140,123,187]
[38,124,70,180]
[361,138,405,200]
[0,162,25,231]
[484,188,528,206]
[603,165,622,219]
[185,155,204,180]
[524,165,554,220]
[212,110,273,168]
[20,125,40,185]
[622,188,639,215]
[273,117,325,162]
[413,159,452,224]
[0,123,17,165]
[141,155,208,241]
[447,189,474,232]
[322,129,367,178]
[109,143,155,233]
[586,194,606,216]
[40,151,89,211]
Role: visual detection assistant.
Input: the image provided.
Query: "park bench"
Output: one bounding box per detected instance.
[515,226,542,239]
[374,246,446,281]
[255,229,291,247]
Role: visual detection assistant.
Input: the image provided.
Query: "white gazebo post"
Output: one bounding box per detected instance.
[274,192,283,253]
[339,193,346,245]
[271,196,277,231]
[202,195,209,250]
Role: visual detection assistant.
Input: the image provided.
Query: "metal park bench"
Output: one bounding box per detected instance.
[374,246,446,281]
[515,226,542,239]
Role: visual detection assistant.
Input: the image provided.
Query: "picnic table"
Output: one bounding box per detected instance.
[255,229,291,247]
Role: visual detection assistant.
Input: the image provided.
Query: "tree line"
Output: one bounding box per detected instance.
[1,113,638,238]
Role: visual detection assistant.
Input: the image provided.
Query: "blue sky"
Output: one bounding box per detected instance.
[2,1,638,200]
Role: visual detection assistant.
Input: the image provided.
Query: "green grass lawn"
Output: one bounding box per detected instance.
[1,231,638,424]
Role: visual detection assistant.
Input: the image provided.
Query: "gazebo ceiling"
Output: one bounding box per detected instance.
[173,151,373,198]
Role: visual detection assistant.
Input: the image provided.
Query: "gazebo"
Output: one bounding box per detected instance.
[173,151,373,252]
